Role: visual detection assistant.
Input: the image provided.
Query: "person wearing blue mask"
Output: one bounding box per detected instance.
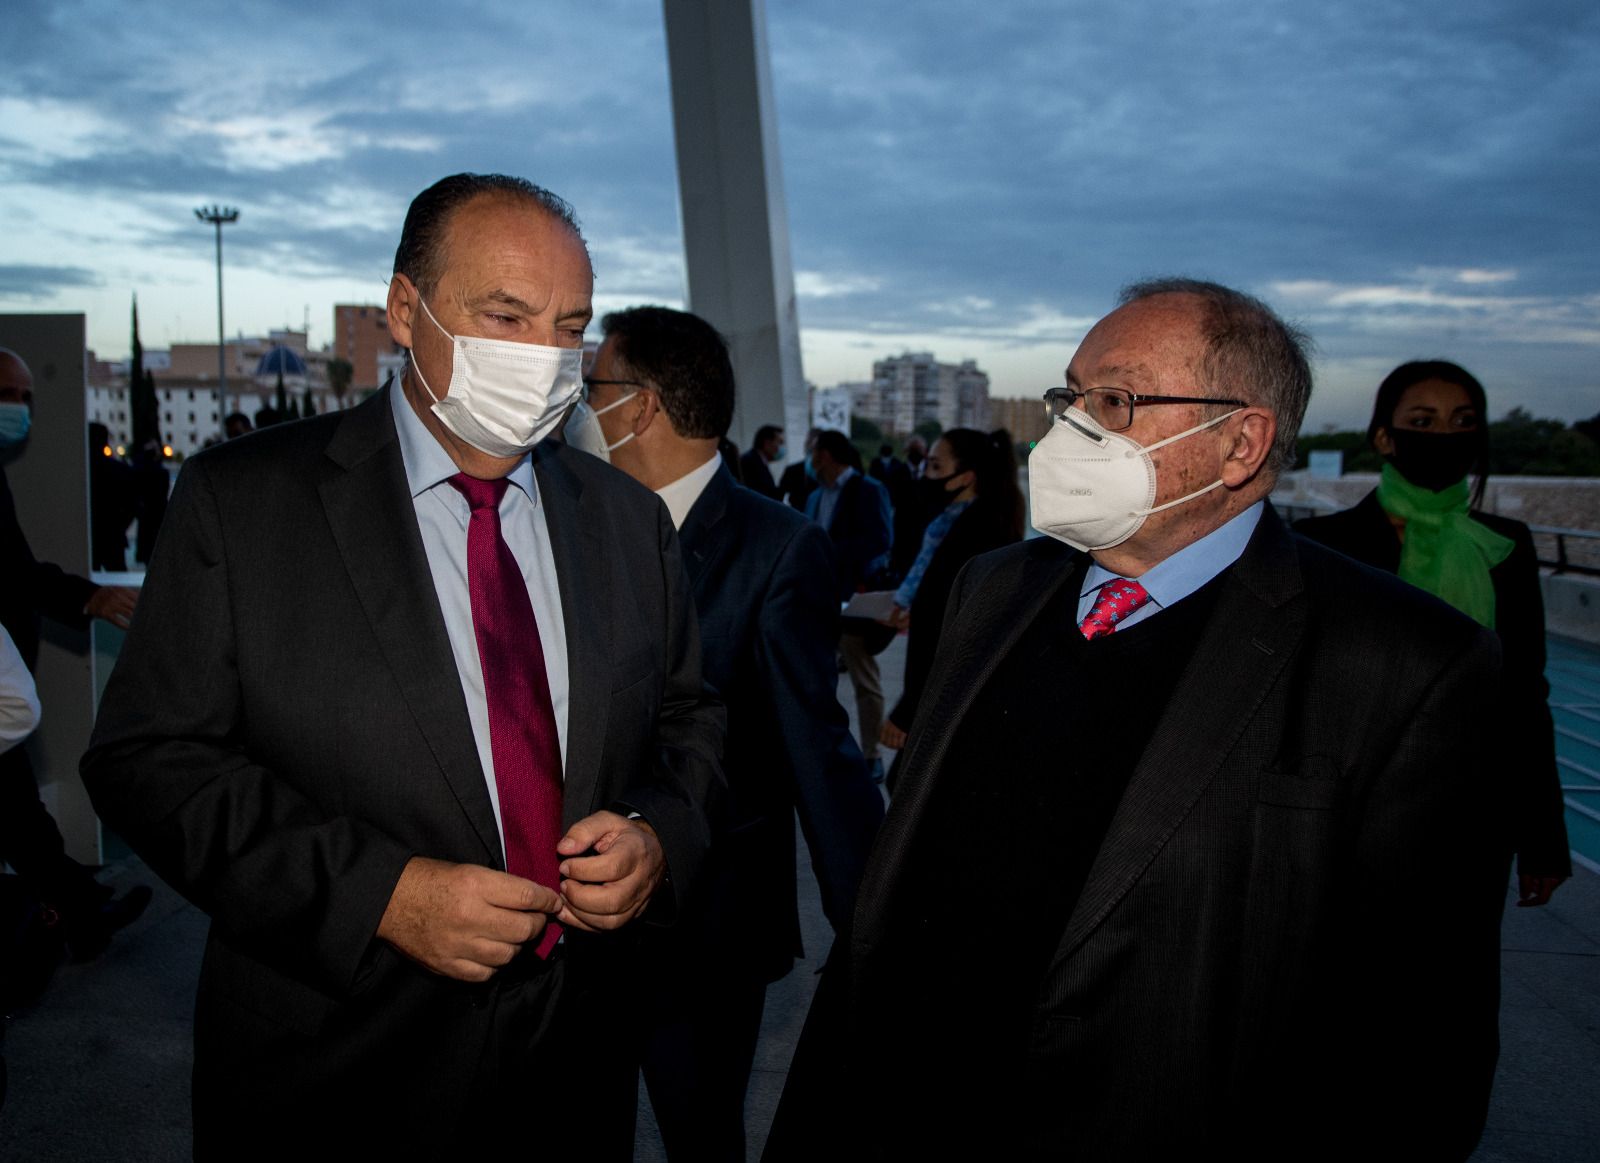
[737,424,785,501]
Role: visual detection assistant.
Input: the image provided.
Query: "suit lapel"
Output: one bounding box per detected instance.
[318,389,502,865]
[532,444,612,824]
[677,466,734,591]
[862,540,1087,914]
[1052,506,1309,960]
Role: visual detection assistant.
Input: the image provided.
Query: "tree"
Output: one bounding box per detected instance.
[302,387,316,417]
[326,357,353,408]
[273,367,289,424]
[129,295,160,451]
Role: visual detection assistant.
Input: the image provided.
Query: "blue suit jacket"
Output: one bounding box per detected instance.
[680,465,883,980]
[805,471,892,602]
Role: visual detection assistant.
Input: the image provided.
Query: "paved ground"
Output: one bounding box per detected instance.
[4,636,1598,1159]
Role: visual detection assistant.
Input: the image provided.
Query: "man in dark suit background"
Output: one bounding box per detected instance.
[769,280,1505,1160]
[805,430,893,780]
[82,175,723,1158]
[777,426,820,512]
[582,306,883,1160]
[739,423,785,500]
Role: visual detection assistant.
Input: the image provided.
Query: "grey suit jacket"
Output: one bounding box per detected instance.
[769,505,1505,1161]
[82,388,724,1145]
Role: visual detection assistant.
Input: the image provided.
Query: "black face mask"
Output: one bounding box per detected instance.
[919,473,958,513]
[1387,429,1481,492]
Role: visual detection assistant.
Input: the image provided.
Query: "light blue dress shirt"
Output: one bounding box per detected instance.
[812,465,856,531]
[1076,501,1264,631]
[390,386,570,848]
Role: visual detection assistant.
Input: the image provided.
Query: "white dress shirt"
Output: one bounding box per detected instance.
[390,386,571,848]
[654,451,724,530]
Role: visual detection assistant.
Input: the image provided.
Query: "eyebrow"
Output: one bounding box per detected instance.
[481,289,537,314]
[1067,362,1153,387]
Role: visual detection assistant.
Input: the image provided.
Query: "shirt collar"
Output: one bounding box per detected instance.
[390,378,537,504]
[655,451,724,530]
[827,465,856,491]
[1082,500,1264,609]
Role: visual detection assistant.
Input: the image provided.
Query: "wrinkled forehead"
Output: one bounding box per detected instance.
[1067,297,1206,388]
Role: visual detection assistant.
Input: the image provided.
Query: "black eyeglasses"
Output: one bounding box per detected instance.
[1042,385,1248,433]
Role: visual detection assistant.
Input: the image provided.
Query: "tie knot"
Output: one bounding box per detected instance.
[448,472,510,512]
[1079,577,1151,640]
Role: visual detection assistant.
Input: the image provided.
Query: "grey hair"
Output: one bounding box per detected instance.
[1118,277,1313,473]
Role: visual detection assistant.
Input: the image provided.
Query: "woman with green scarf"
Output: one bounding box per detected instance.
[1296,360,1570,906]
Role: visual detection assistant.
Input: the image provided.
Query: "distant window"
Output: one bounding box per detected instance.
[188,389,195,400]
[188,412,195,423]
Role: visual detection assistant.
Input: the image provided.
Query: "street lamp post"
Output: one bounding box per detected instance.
[194,205,240,430]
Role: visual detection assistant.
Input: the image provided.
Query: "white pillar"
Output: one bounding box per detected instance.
[663,0,808,456]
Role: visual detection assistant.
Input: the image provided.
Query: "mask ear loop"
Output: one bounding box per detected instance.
[1128,408,1243,516]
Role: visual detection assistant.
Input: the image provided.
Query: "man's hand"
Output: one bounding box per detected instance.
[85,585,138,629]
[554,811,665,932]
[376,856,561,982]
[879,718,908,750]
[1517,873,1566,908]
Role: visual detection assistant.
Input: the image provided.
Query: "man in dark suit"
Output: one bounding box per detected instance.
[738,423,785,500]
[777,426,820,512]
[581,306,882,1160]
[805,430,893,780]
[769,280,1505,1160]
[81,175,723,1158]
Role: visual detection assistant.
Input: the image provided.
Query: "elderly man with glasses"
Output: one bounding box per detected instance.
[767,278,1507,1162]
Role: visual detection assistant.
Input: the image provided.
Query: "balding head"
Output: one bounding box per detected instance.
[0,347,34,408]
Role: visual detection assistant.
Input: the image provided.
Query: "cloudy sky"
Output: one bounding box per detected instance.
[2,0,1597,430]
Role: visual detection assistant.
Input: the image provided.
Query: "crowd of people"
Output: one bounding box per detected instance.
[0,170,1572,1159]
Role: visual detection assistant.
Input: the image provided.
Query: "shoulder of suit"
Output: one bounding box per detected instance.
[1288,528,1490,646]
[181,406,349,484]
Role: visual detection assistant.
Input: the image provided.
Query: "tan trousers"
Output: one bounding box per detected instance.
[838,631,884,762]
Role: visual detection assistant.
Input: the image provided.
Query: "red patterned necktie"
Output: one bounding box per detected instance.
[447,473,564,958]
[1079,578,1152,640]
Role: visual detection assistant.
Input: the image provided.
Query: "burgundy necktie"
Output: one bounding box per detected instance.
[1079,578,1152,640]
[447,473,564,958]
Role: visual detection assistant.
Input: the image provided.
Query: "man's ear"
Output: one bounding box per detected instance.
[1220,408,1277,488]
[387,274,416,350]
[631,388,662,437]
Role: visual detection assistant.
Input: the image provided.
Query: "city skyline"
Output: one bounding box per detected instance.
[3,0,1597,429]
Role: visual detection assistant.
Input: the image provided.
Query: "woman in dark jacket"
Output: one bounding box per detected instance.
[1295,360,1570,905]
[879,429,1023,767]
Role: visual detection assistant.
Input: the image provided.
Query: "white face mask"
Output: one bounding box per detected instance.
[563,393,638,463]
[406,289,583,459]
[1029,405,1241,552]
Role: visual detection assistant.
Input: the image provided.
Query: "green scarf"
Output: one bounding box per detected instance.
[1376,462,1513,628]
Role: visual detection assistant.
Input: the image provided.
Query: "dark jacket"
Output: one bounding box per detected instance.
[81,389,724,1153]
[888,494,1021,731]
[1295,490,1570,876]
[674,465,882,979]
[769,506,1505,1160]
[805,471,892,602]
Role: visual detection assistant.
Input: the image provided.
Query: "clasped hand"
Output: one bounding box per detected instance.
[377,810,664,982]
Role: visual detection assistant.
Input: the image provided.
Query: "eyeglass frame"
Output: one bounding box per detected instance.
[1042,385,1250,433]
